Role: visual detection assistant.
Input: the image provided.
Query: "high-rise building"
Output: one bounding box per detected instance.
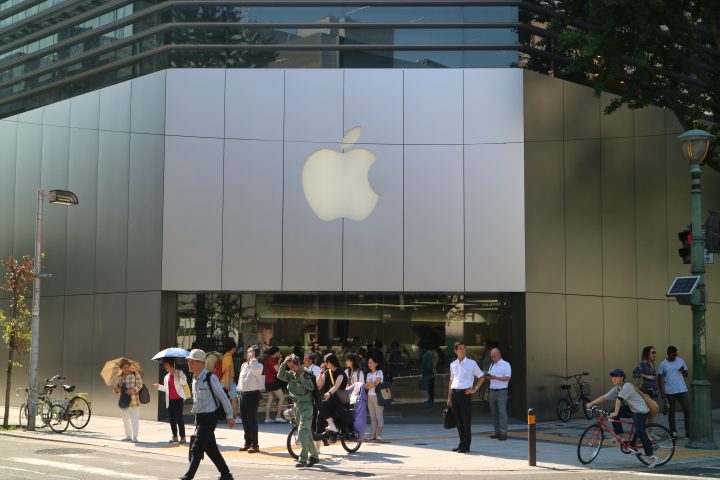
[1,1,717,420]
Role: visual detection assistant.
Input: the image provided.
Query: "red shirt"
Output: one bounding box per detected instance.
[167,373,181,400]
[265,356,278,384]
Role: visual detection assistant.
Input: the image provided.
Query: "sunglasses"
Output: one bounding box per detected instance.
[650,351,657,354]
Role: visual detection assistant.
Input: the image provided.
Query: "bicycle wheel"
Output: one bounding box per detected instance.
[581,396,593,420]
[341,431,362,453]
[19,403,28,429]
[286,426,301,460]
[67,396,91,429]
[557,399,572,422]
[577,424,603,464]
[47,404,69,433]
[636,424,675,466]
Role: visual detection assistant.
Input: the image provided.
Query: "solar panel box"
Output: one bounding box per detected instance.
[666,276,701,305]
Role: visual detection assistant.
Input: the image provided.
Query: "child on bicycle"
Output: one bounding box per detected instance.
[586,368,658,468]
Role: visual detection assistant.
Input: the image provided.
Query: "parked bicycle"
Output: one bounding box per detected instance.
[557,372,593,422]
[17,374,91,431]
[283,404,362,459]
[577,406,675,466]
[16,384,69,433]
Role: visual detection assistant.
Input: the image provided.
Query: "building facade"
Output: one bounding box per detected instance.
[0,1,719,421]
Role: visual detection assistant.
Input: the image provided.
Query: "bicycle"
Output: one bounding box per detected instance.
[16,382,69,433]
[283,403,362,459]
[577,406,675,466]
[44,374,92,429]
[557,372,593,422]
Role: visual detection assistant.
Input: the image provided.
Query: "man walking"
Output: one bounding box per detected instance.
[181,349,236,480]
[278,354,320,468]
[487,348,511,441]
[446,341,484,453]
[658,345,690,439]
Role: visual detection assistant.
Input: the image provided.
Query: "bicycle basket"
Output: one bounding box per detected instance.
[574,381,592,397]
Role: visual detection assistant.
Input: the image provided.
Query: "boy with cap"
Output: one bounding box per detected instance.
[586,368,658,468]
[180,349,236,480]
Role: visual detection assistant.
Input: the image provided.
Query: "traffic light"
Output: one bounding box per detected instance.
[704,211,720,253]
[678,226,692,264]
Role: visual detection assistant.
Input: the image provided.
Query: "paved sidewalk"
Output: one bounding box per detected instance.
[3,406,720,474]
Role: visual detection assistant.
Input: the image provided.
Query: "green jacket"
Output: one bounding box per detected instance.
[278,362,315,403]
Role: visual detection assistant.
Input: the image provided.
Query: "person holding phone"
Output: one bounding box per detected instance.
[658,345,690,439]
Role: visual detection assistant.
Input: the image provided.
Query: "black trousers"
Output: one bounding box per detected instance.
[240,390,261,447]
[666,392,690,437]
[451,389,472,450]
[183,414,231,480]
[168,398,186,438]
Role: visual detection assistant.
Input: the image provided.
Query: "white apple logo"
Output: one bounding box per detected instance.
[301,126,379,221]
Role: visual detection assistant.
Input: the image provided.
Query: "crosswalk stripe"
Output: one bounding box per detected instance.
[9,457,159,480]
[0,464,78,479]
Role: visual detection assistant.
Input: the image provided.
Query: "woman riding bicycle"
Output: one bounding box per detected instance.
[586,368,658,468]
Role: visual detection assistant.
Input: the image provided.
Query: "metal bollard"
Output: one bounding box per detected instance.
[528,408,537,466]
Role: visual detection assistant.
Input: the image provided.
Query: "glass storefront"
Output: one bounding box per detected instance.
[173,292,523,410]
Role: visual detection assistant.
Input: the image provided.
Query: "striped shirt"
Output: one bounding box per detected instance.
[117,372,143,408]
[191,370,233,418]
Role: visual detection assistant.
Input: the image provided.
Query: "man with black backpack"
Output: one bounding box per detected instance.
[278,354,320,468]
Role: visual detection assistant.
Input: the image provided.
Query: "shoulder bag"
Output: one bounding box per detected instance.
[629,383,659,418]
[376,382,393,406]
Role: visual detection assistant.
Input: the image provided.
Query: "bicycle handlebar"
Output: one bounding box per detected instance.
[44,374,65,382]
[561,372,589,380]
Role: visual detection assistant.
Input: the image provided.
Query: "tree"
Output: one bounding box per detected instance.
[0,255,33,428]
[547,0,720,169]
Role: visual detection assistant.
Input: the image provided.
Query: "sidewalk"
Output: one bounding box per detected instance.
[3,406,720,474]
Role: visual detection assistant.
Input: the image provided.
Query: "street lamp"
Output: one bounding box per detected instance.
[677,128,717,449]
[26,188,78,431]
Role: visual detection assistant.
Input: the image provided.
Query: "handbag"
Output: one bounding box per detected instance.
[376,382,393,406]
[630,384,660,418]
[118,384,131,409]
[443,406,456,429]
[138,384,151,404]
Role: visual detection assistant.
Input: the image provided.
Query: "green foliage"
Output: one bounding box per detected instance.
[549,0,720,167]
[0,255,34,357]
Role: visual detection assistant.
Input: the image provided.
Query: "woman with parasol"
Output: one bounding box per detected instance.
[153,356,190,444]
[111,358,144,442]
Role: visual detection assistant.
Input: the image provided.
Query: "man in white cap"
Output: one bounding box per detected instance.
[180,349,236,480]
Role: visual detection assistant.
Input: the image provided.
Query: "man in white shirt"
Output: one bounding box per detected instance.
[304,353,322,378]
[486,348,511,440]
[658,345,690,439]
[446,341,484,453]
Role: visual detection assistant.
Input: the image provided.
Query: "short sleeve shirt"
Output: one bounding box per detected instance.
[658,357,688,394]
[449,357,482,389]
[366,370,383,396]
[604,383,649,414]
[265,356,278,384]
[488,359,512,389]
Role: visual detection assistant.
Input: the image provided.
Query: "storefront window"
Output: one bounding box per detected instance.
[174,292,521,406]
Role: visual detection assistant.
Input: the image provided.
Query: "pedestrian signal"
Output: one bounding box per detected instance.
[678,227,692,264]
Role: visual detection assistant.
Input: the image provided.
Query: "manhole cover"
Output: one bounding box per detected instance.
[35,448,95,455]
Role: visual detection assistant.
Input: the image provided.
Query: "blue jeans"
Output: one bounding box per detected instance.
[489,388,508,435]
[612,410,653,457]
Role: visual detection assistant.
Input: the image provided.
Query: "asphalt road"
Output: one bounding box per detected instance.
[0,436,718,480]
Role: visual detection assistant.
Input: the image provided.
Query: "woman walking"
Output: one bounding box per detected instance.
[152,358,188,443]
[364,356,384,441]
[114,358,143,442]
[633,346,660,400]
[238,345,264,453]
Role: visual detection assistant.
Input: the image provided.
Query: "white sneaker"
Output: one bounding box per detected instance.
[274,417,288,423]
[646,455,658,468]
[234,417,242,423]
[264,419,274,424]
[325,423,338,433]
[376,436,383,442]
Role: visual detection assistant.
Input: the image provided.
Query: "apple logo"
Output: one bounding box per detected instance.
[301,126,379,221]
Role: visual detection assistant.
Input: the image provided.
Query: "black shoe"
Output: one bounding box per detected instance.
[306,457,319,467]
[451,445,461,452]
[218,475,234,480]
[457,448,469,453]
[295,462,306,468]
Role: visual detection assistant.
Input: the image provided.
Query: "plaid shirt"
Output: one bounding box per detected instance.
[118,372,143,408]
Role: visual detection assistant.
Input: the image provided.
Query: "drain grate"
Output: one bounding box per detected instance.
[35,448,95,455]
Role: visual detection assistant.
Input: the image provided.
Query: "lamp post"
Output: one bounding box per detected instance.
[677,128,717,449]
[26,188,78,431]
